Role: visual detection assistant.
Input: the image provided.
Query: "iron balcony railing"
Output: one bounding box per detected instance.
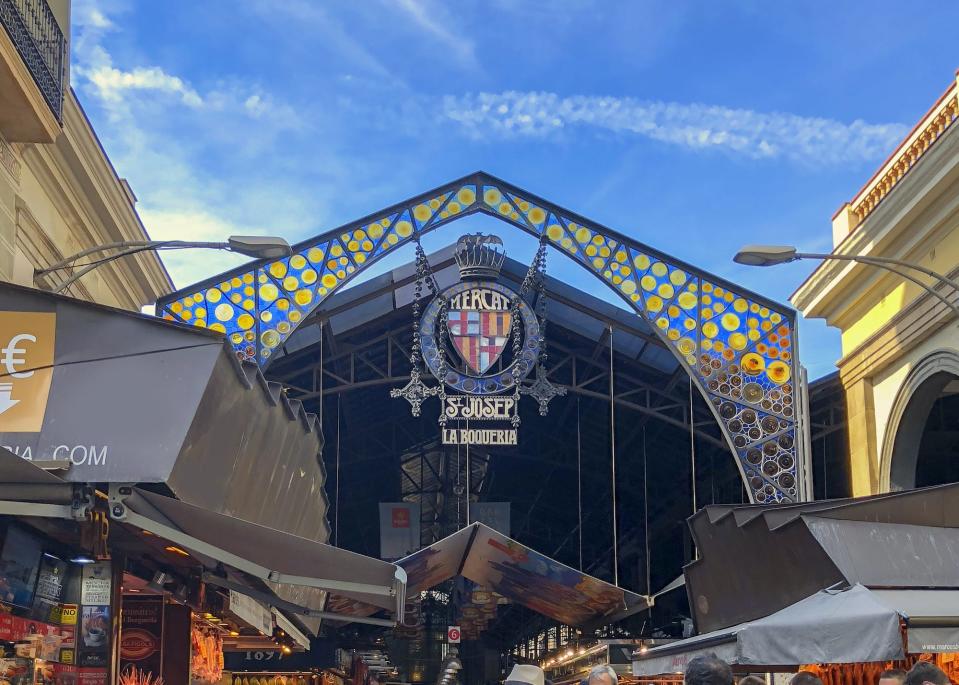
[0,0,66,122]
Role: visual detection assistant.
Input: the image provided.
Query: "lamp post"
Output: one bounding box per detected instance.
[36,235,292,294]
[733,244,959,318]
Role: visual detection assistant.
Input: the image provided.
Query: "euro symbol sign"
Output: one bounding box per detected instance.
[2,333,36,378]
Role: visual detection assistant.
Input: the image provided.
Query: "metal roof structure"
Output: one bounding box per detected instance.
[262,243,749,650]
[157,172,807,505]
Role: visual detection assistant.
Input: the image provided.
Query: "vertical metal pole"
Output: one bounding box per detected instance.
[577,396,583,571]
[800,366,814,502]
[456,440,462,528]
[466,419,471,527]
[643,426,650,596]
[335,395,341,546]
[609,325,619,587]
[689,378,697,514]
[318,320,324,428]
[108,555,124,685]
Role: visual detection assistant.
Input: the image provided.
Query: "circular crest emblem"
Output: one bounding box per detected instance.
[421,280,540,395]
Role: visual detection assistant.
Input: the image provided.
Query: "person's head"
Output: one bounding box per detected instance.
[685,654,733,685]
[587,665,618,685]
[739,676,766,685]
[506,665,545,685]
[879,669,908,685]
[905,662,950,685]
[790,672,824,685]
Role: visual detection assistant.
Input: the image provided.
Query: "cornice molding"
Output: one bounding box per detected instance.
[792,122,959,322]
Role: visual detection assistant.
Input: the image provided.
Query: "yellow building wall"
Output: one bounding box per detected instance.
[840,219,959,356]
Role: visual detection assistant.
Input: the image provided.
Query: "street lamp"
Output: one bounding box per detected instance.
[36,235,292,294]
[733,244,959,318]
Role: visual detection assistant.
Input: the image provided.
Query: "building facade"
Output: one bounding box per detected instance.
[0,0,170,309]
[792,71,959,495]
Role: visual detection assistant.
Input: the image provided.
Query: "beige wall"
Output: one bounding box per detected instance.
[0,93,172,309]
[0,0,170,311]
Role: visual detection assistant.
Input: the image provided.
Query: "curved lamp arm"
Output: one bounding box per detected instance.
[734,245,959,319]
[796,251,959,297]
[36,236,291,295]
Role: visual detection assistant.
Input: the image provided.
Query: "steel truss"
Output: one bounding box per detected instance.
[158,172,806,503]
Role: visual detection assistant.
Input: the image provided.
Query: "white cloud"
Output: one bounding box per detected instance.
[80,6,112,29]
[440,91,908,164]
[85,65,203,106]
[69,1,315,288]
[244,94,266,117]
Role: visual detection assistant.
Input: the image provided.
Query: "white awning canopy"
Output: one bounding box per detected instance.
[633,584,959,675]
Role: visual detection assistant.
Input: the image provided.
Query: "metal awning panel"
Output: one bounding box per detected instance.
[120,488,405,619]
[803,516,959,587]
[685,482,959,634]
[0,283,329,542]
[0,447,78,519]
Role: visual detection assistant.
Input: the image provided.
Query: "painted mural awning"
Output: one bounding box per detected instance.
[685,482,959,634]
[329,522,648,628]
[0,282,329,539]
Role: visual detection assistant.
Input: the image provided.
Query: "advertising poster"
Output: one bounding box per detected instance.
[56,603,78,665]
[80,564,111,606]
[78,606,110,667]
[31,556,67,622]
[119,597,163,679]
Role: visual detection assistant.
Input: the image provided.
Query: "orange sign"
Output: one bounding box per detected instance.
[0,312,55,432]
[392,507,410,528]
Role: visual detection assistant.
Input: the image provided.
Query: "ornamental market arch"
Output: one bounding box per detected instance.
[157,172,808,504]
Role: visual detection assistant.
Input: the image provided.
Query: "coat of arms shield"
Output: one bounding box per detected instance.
[446,308,512,374]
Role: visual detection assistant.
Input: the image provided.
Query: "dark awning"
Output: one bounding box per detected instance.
[0,282,329,538]
[116,487,406,625]
[0,448,404,628]
[684,482,959,632]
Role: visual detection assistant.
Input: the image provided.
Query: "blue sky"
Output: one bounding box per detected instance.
[70,1,959,378]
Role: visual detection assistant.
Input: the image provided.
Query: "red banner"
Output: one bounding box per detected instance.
[0,614,62,642]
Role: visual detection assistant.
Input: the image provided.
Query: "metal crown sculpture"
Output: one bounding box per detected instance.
[454,233,506,280]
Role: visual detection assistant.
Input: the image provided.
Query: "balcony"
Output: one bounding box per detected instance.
[0,0,65,142]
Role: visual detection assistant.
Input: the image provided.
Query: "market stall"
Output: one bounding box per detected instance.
[634,484,959,681]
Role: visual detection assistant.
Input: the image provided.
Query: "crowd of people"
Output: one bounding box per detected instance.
[503,655,953,685]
